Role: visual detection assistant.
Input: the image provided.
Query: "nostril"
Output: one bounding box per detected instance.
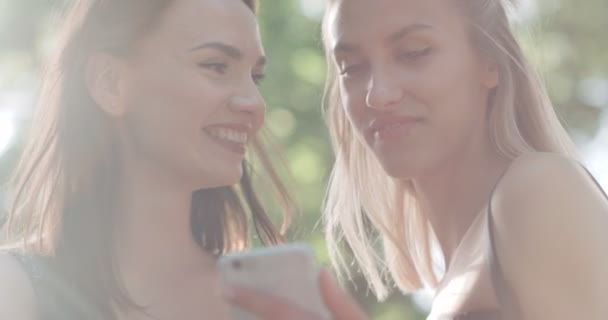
[366,86,403,109]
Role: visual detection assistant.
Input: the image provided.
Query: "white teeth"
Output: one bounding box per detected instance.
[208,128,248,143]
[376,123,401,133]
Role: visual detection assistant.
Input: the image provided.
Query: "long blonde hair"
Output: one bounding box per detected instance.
[321,0,578,299]
[1,0,293,318]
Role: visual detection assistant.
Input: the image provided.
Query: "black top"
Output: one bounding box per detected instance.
[448,162,607,320]
[10,163,608,320]
[9,252,104,320]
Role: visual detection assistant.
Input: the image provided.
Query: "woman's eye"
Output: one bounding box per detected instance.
[252,73,265,85]
[339,64,364,77]
[198,62,228,74]
[399,47,431,61]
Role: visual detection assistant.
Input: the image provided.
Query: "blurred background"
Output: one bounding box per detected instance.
[0,0,606,318]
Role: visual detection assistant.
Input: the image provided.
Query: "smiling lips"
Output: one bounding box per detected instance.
[205,123,252,154]
[207,127,248,144]
[369,116,422,141]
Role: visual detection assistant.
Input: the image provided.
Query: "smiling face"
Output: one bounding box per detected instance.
[326,0,498,179]
[114,0,266,189]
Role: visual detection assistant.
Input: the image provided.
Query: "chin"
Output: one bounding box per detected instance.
[192,167,244,190]
[377,157,422,180]
[380,165,411,179]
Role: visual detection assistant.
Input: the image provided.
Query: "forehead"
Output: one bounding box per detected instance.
[327,0,459,48]
[149,0,263,52]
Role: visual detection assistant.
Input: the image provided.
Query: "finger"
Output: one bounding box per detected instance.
[224,285,321,320]
[319,268,368,320]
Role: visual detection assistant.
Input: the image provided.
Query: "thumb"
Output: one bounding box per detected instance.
[319,268,368,320]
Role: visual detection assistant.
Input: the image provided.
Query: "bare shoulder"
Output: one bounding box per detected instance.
[499,151,597,194]
[490,152,608,318]
[493,151,608,228]
[0,252,38,319]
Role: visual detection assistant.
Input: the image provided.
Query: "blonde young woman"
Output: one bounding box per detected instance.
[0,0,306,319]
[229,0,608,319]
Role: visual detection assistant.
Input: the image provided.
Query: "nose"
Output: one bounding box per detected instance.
[229,78,266,126]
[365,70,404,110]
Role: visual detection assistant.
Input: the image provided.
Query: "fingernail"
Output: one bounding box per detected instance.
[320,267,333,278]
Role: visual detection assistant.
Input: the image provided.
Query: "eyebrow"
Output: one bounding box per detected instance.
[333,23,433,54]
[188,41,267,66]
[386,23,433,43]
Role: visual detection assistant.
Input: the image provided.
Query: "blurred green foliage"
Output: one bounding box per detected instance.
[0,0,606,318]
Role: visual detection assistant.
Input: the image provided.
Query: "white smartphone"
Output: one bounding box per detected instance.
[218,243,331,320]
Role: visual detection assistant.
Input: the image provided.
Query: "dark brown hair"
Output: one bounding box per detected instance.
[2,0,293,318]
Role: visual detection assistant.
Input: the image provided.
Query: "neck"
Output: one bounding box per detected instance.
[412,137,509,268]
[112,158,217,293]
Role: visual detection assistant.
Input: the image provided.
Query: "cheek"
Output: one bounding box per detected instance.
[133,69,225,127]
[129,53,227,123]
[340,99,366,144]
[415,53,463,101]
[127,87,197,137]
[122,76,220,161]
[416,48,488,112]
[124,97,186,151]
[408,52,490,149]
[339,80,367,123]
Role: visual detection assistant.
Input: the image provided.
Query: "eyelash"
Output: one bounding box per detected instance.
[399,47,431,61]
[199,62,265,85]
[339,64,365,77]
[198,62,228,74]
[252,73,265,86]
[339,47,432,77]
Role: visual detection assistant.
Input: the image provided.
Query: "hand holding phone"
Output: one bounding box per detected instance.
[219,243,368,320]
[218,243,330,320]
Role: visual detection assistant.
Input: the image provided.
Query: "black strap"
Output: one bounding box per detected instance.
[486,161,608,319]
[486,162,521,320]
[7,252,97,320]
[579,165,608,199]
[8,252,46,295]
[487,199,522,319]
[8,252,52,319]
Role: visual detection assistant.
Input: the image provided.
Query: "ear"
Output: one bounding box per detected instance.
[85,52,129,117]
[481,59,499,89]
